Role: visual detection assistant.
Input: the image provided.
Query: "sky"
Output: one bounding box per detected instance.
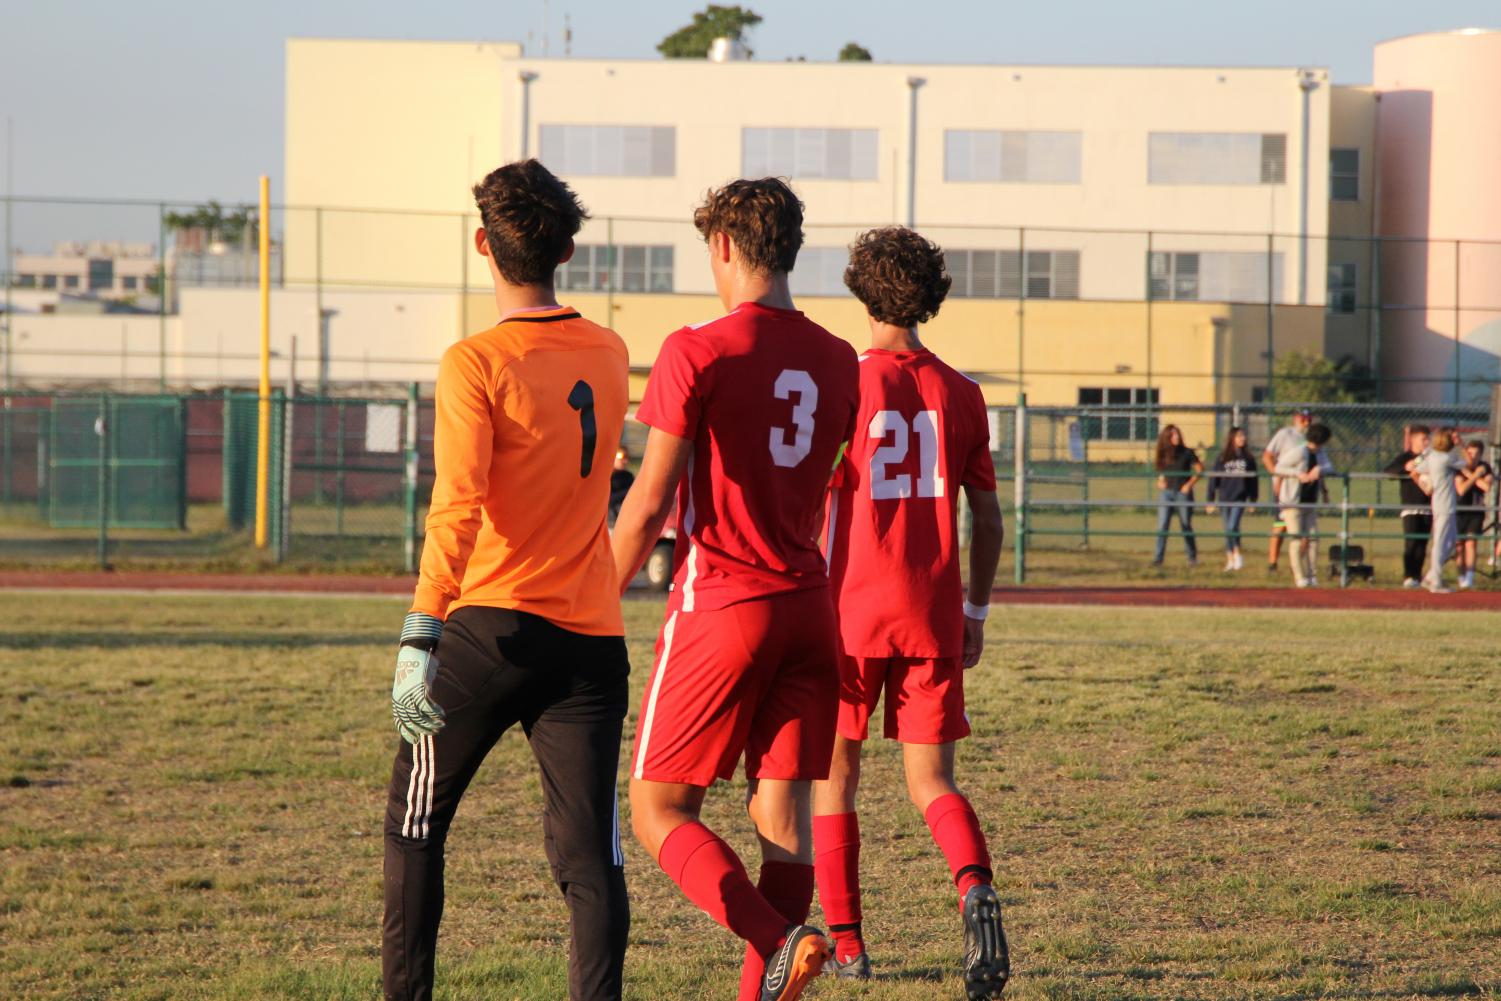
[0,0,1496,244]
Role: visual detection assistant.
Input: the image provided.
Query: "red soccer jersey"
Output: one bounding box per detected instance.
[824,348,998,658]
[636,301,860,612]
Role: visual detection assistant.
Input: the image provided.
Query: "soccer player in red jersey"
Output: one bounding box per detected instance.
[813,228,1009,998]
[611,178,860,1001]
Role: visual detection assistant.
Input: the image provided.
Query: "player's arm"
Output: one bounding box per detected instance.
[393,345,494,743]
[1182,456,1204,495]
[612,427,692,596]
[963,486,1004,669]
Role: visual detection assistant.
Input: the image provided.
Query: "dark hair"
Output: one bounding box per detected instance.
[1155,424,1184,470]
[1466,439,1485,451]
[693,177,804,275]
[1219,425,1250,464]
[1409,424,1431,438]
[1305,423,1332,446]
[843,227,952,327]
[471,159,589,286]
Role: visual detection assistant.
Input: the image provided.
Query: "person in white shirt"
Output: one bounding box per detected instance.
[1262,409,1312,574]
[1273,422,1334,588]
[1411,427,1467,594]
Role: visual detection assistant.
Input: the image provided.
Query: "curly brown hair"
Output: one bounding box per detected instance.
[471,159,589,286]
[843,227,952,327]
[692,177,804,275]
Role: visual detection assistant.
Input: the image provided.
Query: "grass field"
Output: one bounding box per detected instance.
[2,593,1499,1000]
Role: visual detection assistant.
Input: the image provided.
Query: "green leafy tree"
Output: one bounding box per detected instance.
[657,5,762,58]
[1271,351,1377,404]
[838,42,872,62]
[164,201,257,245]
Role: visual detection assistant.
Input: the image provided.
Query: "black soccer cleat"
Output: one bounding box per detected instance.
[962,884,1010,999]
[761,924,832,1001]
[825,951,871,980]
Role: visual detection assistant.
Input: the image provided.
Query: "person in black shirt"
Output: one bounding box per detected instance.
[1206,426,1259,572]
[1455,438,1493,590]
[1152,424,1203,567]
[1383,424,1432,587]
[608,446,635,526]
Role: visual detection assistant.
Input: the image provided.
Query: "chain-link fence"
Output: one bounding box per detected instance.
[4,195,1501,404]
[1008,399,1499,586]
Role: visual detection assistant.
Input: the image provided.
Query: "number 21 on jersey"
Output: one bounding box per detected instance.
[869,410,945,499]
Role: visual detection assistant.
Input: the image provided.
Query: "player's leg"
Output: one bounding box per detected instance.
[1152,491,1171,565]
[628,600,807,989]
[1305,510,1320,584]
[1180,495,1198,564]
[523,629,631,1001]
[1281,509,1305,585]
[735,589,841,999]
[1268,521,1285,572]
[891,657,1009,999]
[382,609,523,1001]
[812,654,883,972]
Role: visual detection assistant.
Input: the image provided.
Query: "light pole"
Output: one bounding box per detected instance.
[519,71,539,159]
[905,76,925,228]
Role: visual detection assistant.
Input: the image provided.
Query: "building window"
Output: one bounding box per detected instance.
[16,273,36,288]
[1076,387,1160,442]
[1330,148,1359,201]
[742,127,878,180]
[538,125,676,177]
[944,130,1081,183]
[88,259,114,291]
[947,249,1080,299]
[556,244,673,292]
[789,247,850,297]
[1327,262,1357,314]
[64,275,80,289]
[41,274,58,289]
[1148,251,1283,303]
[1148,132,1286,185]
[122,276,138,291]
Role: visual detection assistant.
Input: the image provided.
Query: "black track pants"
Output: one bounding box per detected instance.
[381,605,630,1001]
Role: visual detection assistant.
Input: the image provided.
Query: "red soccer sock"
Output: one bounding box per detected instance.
[814,812,865,961]
[736,860,815,1001]
[924,793,992,909]
[658,822,789,960]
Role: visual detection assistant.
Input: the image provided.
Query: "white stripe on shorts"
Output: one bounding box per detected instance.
[632,610,679,780]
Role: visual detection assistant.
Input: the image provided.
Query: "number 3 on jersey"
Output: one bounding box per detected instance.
[769,369,818,468]
[869,410,945,499]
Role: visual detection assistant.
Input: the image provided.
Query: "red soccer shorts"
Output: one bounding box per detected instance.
[837,655,970,744]
[631,588,839,786]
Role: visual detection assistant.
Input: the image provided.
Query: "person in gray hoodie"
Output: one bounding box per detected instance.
[1412,427,1467,594]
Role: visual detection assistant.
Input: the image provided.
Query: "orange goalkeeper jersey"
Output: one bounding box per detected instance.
[412,306,629,636]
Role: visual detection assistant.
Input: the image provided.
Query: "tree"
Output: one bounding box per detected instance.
[1270,351,1378,404]
[838,42,872,62]
[657,5,762,58]
[164,201,257,245]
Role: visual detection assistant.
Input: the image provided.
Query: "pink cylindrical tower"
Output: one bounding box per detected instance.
[1374,29,1501,404]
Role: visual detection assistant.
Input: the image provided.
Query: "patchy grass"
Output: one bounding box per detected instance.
[1,594,1498,999]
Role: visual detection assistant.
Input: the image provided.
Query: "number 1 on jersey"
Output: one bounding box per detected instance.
[568,380,597,478]
[869,409,945,499]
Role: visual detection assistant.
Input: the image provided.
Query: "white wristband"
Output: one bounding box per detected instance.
[963,600,989,622]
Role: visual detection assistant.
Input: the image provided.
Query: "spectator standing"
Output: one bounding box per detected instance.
[1206,426,1258,572]
[1384,425,1433,589]
[608,446,635,525]
[1455,439,1492,590]
[1415,428,1467,594]
[1262,409,1312,575]
[1274,422,1334,588]
[1152,425,1202,568]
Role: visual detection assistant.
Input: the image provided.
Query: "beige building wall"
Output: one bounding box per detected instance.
[1325,85,1379,368]
[1374,30,1501,404]
[284,39,521,293]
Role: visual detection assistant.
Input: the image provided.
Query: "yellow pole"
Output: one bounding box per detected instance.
[255,175,271,548]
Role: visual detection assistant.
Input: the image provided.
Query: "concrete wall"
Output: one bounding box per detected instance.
[1325,85,1379,369]
[1374,30,1501,403]
[284,41,1331,309]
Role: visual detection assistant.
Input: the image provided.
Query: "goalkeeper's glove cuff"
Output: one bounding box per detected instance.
[400,611,444,653]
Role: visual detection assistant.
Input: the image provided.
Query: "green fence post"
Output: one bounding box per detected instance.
[1014,393,1027,585]
[1339,472,1351,589]
[403,382,419,574]
[336,400,346,537]
[1080,415,1090,548]
[96,394,110,569]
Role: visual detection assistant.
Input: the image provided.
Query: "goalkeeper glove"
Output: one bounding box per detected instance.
[392,611,446,744]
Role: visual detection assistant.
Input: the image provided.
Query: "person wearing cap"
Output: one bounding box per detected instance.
[1262,409,1312,574]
